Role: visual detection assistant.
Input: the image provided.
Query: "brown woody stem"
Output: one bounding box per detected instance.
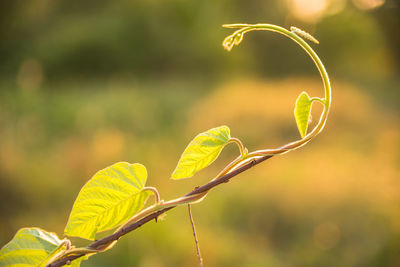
[46,154,273,267]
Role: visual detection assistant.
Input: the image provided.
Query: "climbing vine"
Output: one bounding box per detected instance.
[0,23,332,267]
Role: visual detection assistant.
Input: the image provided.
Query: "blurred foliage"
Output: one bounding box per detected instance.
[0,0,399,266]
[0,0,398,81]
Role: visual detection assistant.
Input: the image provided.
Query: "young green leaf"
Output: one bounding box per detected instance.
[172,126,231,180]
[0,228,81,267]
[64,162,152,240]
[294,91,312,138]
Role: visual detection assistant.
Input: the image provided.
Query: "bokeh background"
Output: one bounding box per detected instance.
[0,0,399,266]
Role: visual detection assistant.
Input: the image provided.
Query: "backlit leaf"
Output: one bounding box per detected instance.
[0,228,81,267]
[64,162,152,240]
[172,126,231,179]
[294,91,312,138]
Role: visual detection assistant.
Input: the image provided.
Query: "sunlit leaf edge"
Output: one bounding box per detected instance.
[171,126,231,180]
[0,227,65,267]
[64,162,152,240]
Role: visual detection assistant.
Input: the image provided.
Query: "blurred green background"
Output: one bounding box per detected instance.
[0,0,399,266]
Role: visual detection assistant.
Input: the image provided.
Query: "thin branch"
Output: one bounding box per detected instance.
[188,204,203,267]
[46,154,272,267]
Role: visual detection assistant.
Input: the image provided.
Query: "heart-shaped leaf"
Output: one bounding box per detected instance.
[172,126,231,179]
[0,228,81,267]
[64,162,152,240]
[294,91,312,138]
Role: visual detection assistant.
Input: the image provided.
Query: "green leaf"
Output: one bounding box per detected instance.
[294,91,312,138]
[172,126,231,179]
[64,162,152,240]
[0,227,74,267]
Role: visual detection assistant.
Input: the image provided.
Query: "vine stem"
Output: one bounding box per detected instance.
[46,155,273,267]
[143,187,161,203]
[46,23,331,267]
[188,204,203,267]
[229,137,247,157]
[217,23,332,176]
